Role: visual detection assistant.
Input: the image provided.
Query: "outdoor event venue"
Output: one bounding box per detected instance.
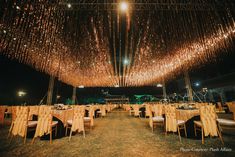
[1,0,235,157]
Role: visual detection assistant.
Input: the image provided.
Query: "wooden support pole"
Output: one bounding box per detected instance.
[184,71,193,102]
[46,76,55,105]
[162,81,167,100]
[72,87,76,104]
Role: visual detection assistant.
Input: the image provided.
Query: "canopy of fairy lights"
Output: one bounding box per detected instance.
[0,0,235,87]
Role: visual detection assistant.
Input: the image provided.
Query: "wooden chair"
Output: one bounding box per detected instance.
[65,106,85,141]
[8,106,19,138]
[84,106,94,130]
[96,105,106,118]
[216,102,225,113]
[32,106,58,144]
[194,105,223,144]
[149,104,164,132]
[0,106,5,125]
[9,106,37,144]
[217,102,235,131]
[165,105,187,142]
[145,104,151,118]
[28,106,39,120]
[4,106,12,118]
[133,105,141,118]
[227,102,235,117]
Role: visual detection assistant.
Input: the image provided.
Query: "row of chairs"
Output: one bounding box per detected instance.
[7,105,95,144]
[148,104,229,144]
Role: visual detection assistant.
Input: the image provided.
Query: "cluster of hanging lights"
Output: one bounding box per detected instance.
[0,0,234,87]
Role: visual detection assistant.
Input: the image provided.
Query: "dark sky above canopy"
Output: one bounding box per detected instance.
[0,1,235,104]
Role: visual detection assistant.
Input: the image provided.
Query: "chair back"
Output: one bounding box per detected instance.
[28,106,39,120]
[88,106,94,126]
[152,104,164,117]
[11,106,19,122]
[11,106,29,137]
[133,105,140,116]
[0,106,6,124]
[145,104,151,117]
[71,106,85,132]
[34,106,52,137]
[199,105,218,136]
[165,105,177,132]
[101,105,106,116]
[217,102,223,112]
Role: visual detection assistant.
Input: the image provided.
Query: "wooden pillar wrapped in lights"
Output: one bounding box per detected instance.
[184,71,193,102]
[46,76,55,105]
[72,87,77,105]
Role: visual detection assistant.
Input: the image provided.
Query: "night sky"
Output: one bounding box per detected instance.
[1,48,235,105]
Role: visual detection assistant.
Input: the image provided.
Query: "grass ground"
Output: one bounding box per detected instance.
[0,109,235,157]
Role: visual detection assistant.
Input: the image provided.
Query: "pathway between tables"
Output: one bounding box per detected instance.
[0,109,228,157]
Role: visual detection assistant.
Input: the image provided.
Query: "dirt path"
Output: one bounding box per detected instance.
[0,109,234,157]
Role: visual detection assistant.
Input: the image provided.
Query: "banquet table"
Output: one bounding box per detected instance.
[176,109,200,121]
[176,109,200,138]
[52,109,74,127]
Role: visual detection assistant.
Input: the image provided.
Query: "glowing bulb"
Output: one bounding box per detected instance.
[67,3,72,8]
[18,91,26,97]
[195,82,200,87]
[156,84,163,87]
[123,58,129,65]
[78,85,84,88]
[119,2,128,12]
[114,85,119,88]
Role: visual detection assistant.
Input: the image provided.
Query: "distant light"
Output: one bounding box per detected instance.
[24,44,27,47]
[195,82,200,87]
[123,58,129,65]
[114,85,119,88]
[202,88,208,92]
[119,2,128,12]
[156,84,163,87]
[18,91,26,97]
[67,3,72,8]
[13,37,16,40]
[3,30,6,34]
[56,95,61,99]
[16,6,20,10]
[152,60,155,63]
[78,85,84,88]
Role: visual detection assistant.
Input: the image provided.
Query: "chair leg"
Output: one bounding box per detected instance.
[31,137,36,144]
[184,124,187,138]
[83,130,85,138]
[217,127,224,145]
[194,124,197,136]
[8,123,13,139]
[9,134,14,144]
[24,127,27,144]
[201,127,204,144]
[69,129,73,141]
[177,126,181,142]
[65,126,68,136]
[50,130,52,144]
[24,135,27,144]
[55,125,57,137]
